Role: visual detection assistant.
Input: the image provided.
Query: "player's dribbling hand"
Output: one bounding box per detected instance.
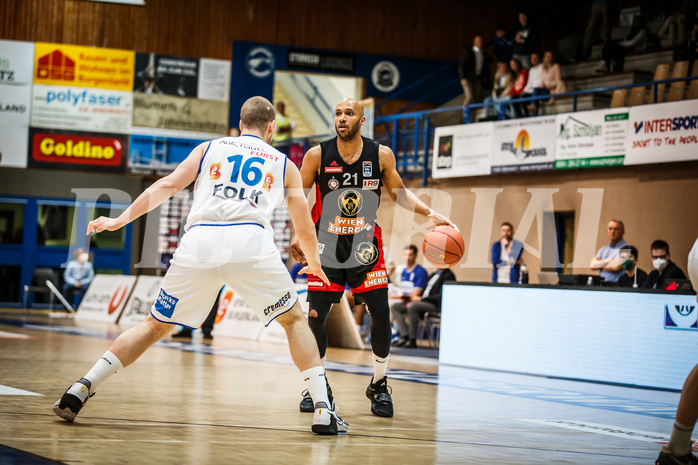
[290,239,308,266]
[428,210,459,231]
[298,261,330,286]
[87,216,123,235]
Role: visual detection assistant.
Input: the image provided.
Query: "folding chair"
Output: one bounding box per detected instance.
[23,267,58,310]
[610,88,627,107]
[668,61,689,101]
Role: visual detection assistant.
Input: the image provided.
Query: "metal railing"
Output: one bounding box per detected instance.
[289,74,333,127]
[375,74,698,186]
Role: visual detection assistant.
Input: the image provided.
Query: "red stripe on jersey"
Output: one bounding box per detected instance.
[311,183,322,224]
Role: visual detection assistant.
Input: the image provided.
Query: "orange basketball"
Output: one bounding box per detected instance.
[422,225,464,268]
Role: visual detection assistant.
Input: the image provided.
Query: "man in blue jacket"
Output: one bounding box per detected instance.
[491,222,524,283]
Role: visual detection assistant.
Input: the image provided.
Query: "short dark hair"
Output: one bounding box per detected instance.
[240,96,275,133]
[624,245,639,259]
[501,222,514,231]
[651,240,670,254]
[405,244,418,255]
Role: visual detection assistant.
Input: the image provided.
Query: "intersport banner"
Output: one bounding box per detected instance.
[33,43,134,91]
[625,100,698,165]
[490,116,556,174]
[431,122,493,178]
[555,109,629,169]
[31,84,133,134]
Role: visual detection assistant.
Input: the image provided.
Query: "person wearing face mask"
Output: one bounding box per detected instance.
[617,245,648,289]
[62,248,95,308]
[643,239,687,289]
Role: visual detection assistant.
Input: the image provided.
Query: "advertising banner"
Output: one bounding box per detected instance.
[431,122,493,178]
[0,125,29,168]
[118,276,163,327]
[625,100,698,165]
[211,286,265,340]
[1,40,35,169]
[491,116,556,174]
[132,93,228,134]
[128,130,210,176]
[0,85,31,126]
[75,274,137,323]
[198,58,232,102]
[0,39,36,85]
[31,84,132,134]
[34,43,134,91]
[28,128,128,173]
[555,109,629,169]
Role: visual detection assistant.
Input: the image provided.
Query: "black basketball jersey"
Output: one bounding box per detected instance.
[312,136,383,268]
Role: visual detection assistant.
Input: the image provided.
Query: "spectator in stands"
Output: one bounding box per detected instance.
[521,52,544,116]
[512,12,538,68]
[656,2,689,49]
[483,61,514,119]
[459,35,492,107]
[390,245,429,345]
[392,267,456,349]
[580,0,617,61]
[596,15,649,73]
[683,23,698,69]
[493,23,514,64]
[272,101,296,153]
[491,222,524,283]
[62,248,94,308]
[508,58,529,118]
[540,51,566,105]
[617,245,648,288]
[590,219,629,285]
[643,240,688,289]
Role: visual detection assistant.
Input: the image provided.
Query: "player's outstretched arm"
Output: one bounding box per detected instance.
[87,142,207,235]
[289,146,322,265]
[379,145,457,230]
[285,158,329,285]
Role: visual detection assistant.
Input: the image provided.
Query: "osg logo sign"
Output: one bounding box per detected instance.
[36,50,76,82]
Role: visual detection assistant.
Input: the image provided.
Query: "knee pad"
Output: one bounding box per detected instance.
[307,300,333,358]
[366,300,392,358]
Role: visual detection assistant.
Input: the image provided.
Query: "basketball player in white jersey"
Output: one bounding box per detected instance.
[656,238,698,465]
[52,96,348,435]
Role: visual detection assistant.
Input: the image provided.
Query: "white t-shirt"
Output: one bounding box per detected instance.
[523,64,543,93]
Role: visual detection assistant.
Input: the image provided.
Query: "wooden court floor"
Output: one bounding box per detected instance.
[0,309,690,464]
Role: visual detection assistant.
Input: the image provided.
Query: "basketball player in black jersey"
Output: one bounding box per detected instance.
[291,98,455,417]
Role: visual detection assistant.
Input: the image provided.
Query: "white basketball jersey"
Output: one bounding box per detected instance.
[184,135,287,232]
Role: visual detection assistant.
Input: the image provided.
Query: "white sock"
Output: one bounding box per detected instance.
[82,351,124,392]
[667,421,694,456]
[373,354,389,381]
[301,366,330,408]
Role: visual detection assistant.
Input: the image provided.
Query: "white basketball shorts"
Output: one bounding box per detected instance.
[151,224,298,328]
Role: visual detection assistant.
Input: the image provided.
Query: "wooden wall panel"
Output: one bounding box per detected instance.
[1,0,593,62]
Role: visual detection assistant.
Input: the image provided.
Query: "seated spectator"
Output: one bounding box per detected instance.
[597,16,648,73]
[392,267,456,348]
[656,3,688,49]
[617,245,648,288]
[590,219,629,285]
[491,222,524,283]
[62,248,94,308]
[539,51,566,105]
[521,52,545,116]
[493,23,513,64]
[459,35,492,108]
[390,245,429,341]
[512,12,538,68]
[508,59,529,118]
[643,239,688,289]
[483,61,514,119]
